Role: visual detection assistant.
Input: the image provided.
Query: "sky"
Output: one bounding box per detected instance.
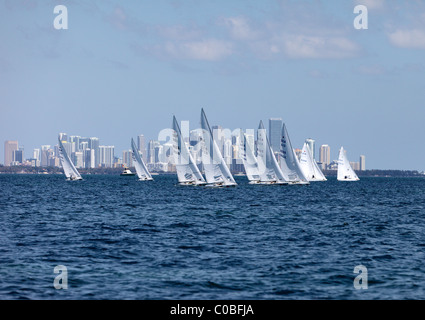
[0,0,424,170]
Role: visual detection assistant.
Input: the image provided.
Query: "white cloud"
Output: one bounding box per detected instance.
[282,35,360,59]
[130,4,362,62]
[156,25,203,41]
[388,29,425,49]
[219,16,260,41]
[164,39,234,61]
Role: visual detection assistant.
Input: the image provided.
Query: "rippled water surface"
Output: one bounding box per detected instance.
[1,174,425,300]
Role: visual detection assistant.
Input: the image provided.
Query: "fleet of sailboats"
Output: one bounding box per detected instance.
[57,109,360,184]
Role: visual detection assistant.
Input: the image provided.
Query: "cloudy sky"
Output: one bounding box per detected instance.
[1,0,424,170]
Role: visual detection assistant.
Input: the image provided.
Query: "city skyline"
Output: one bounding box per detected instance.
[1,1,424,170]
[2,120,367,174]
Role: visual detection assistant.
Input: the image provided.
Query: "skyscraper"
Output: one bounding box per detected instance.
[122,150,133,167]
[148,140,160,164]
[89,137,100,167]
[269,118,282,153]
[13,148,24,165]
[319,144,331,170]
[70,136,81,152]
[154,145,163,163]
[99,146,115,168]
[137,135,147,163]
[85,148,95,169]
[74,152,84,168]
[33,149,40,166]
[4,140,18,166]
[305,138,315,159]
[40,145,51,167]
[360,155,366,171]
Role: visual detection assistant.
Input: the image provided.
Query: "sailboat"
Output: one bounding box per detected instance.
[299,143,327,181]
[337,147,359,181]
[256,121,287,184]
[279,124,310,185]
[58,137,83,181]
[131,138,153,181]
[238,130,261,184]
[200,109,237,187]
[172,116,206,186]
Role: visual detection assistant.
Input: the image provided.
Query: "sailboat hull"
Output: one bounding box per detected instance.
[178,181,207,186]
[66,177,83,181]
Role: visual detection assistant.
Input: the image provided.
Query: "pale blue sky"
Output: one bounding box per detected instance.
[1,0,424,170]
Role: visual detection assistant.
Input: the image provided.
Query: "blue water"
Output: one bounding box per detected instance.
[1,174,425,300]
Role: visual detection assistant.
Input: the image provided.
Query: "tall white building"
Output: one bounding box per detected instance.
[137,135,147,163]
[122,150,133,167]
[89,137,100,167]
[148,140,160,164]
[319,144,331,170]
[41,145,51,167]
[85,148,95,169]
[70,136,81,152]
[33,148,40,166]
[74,152,84,168]
[99,146,115,168]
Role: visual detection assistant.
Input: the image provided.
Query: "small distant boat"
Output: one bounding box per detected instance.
[120,166,136,176]
[337,147,359,181]
[58,136,83,181]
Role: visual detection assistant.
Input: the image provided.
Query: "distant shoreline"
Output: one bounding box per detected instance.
[0,166,424,178]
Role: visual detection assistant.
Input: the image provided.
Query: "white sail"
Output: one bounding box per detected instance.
[238,130,260,183]
[337,147,359,181]
[172,116,206,185]
[200,109,237,187]
[279,124,309,185]
[58,137,82,181]
[131,138,153,181]
[257,121,287,184]
[299,143,327,181]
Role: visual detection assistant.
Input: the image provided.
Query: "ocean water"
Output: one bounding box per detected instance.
[0,174,425,300]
